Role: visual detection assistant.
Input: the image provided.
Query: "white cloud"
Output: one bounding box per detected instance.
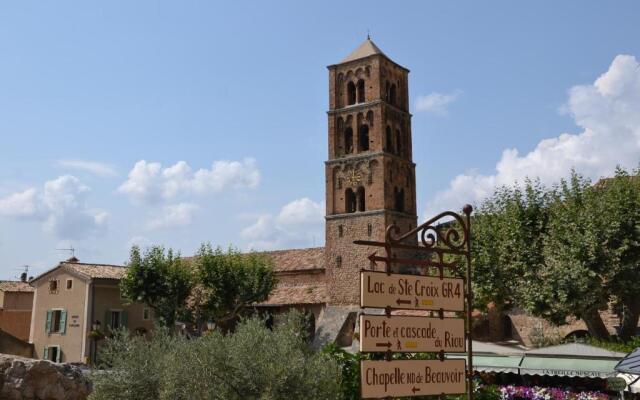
[118,158,260,205]
[415,90,462,115]
[0,175,108,239]
[0,188,41,218]
[425,55,640,217]
[240,198,325,250]
[57,160,117,177]
[147,203,199,230]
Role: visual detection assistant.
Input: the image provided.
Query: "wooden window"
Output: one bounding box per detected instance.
[66,279,73,290]
[336,256,342,268]
[43,345,61,363]
[106,310,128,330]
[45,309,67,334]
[338,225,343,237]
[48,280,59,294]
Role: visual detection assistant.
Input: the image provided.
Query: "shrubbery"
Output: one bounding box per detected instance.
[90,311,341,400]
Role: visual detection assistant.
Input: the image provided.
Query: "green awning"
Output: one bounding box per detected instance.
[447,355,523,374]
[520,356,619,378]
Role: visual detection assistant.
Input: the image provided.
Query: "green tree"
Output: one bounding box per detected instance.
[535,172,610,339]
[192,243,276,329]
[472,180,550,318]
[120,245,193,328]
[598,167,640,340]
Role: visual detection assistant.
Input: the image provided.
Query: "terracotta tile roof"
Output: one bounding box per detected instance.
[260,247,325,273]
[0,281,34,293]
[259,283,328,306]
[62,262,126,280]
[341,38,386,63]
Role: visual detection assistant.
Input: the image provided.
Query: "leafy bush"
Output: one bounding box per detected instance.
[90,311,341,400]
[585,336,640,353]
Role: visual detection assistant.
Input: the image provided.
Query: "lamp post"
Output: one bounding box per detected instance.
[91,320,101,364]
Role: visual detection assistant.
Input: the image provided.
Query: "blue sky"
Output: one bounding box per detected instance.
[1,1,640,279]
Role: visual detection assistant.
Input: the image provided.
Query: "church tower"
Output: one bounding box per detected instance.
[325,39,418,305]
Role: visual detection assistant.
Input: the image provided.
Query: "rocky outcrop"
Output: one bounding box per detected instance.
[0,354,91,400]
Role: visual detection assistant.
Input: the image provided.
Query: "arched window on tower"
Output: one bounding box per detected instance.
[344,127,353,154]
[394,187,405,212]
[347,82,356,105]
[357,79,365,103]
[358,125,369,152]
[386,126,394,154]
[345,188,356,213]
[396,129,402,156]
[357,186,366,212]
[389,84,397,106]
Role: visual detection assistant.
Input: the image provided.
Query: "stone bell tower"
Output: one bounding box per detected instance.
[325,38,418,305]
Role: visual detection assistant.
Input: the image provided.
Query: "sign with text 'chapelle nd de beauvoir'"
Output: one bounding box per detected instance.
[359,314,465,353]
[361,359,467,399]
[360,270,464,312]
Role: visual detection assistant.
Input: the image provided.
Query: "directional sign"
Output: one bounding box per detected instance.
[359,314,465,353]
[360,270,464,311]
[360,359,466,398]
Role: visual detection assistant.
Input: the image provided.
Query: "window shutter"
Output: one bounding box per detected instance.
[60,310,67,334]
[121,311,128,328]
[104,311,111,329]
[43,346,49,360]
[56,348,62,363]
[45,310,52,334]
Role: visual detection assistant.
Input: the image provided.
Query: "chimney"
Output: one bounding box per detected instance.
[66,256,79,263]
[20,272,27,282]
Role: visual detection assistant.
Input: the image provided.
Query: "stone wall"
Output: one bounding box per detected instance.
[0,353,91,400]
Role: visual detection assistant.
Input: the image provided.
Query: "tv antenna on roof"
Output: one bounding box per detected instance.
[12,265,30,282]
[56,245,75,258]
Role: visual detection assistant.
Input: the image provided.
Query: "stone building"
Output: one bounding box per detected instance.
[256,38,419,346]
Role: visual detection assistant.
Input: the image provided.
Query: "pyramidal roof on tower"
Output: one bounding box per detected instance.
[340,38,386,63]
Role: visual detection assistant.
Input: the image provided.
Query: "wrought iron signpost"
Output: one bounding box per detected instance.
[355,205,474,399]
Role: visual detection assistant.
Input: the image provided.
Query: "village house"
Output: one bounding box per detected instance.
[0,278,34,342]
[29,257,153,363]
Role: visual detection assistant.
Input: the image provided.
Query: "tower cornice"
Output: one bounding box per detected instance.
[325,209,417,221]
[325,151,416,167]
[327,53,410,73]
[327,99,412,117]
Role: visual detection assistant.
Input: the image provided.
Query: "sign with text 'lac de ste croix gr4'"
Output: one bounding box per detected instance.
[360,270,464,311]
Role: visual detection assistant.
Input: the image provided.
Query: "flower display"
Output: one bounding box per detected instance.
[498,385,609,400]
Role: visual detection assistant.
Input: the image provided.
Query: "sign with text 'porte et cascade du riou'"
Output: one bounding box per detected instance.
[356,207,473,399]
[359,314,465,353]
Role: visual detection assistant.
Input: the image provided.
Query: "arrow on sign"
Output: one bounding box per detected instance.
[376,342,392,349]
[414,297,419,307]
[412,387,420,394]
[396,299,412,306]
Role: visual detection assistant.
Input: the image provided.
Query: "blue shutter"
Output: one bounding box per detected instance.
[59,310,67,334]
[43,346,49,360]
[45,310,52,334]
[56,347,62,363]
